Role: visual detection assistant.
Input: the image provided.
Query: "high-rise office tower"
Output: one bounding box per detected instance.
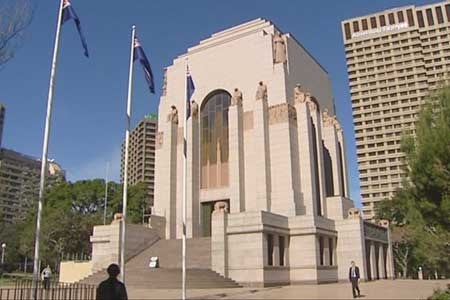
[0,149,65,222]
[0,104,5,148]
[121,114,157,211]
[342,1,450,219]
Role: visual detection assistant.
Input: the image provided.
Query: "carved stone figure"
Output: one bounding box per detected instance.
[307,97,317,112]
[322,108,334,127]
[191,100,199,118]
[273,32,287,63]
[162,68,168,96]
[168,105,178,124]
[214,201,229,213]
[255,81,268,101]
[348,208,361,219]
[231,88,243,106]
[294,84,306,103]
[112,213,123,224]
[378,219,389,228]
[156,131,164,149]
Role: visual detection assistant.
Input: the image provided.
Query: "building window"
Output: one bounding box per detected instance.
[446,4,450,22]
[279,236,285,266]
[426,8,434,26]
[362,19,368,30]
[388,13,395,25]
[319,236,324,266]
[407,9,415,26]
[436,6,444,24]
[329,237,334,266]
[200,90,230,189]
[397,11,405,23]
[311,119,322,216]
[417,11,425,28]
[344,23,351,40]
[379,15,386,26]
[267,234,274,266]
[353,21,359,32]
[370,17,377,28]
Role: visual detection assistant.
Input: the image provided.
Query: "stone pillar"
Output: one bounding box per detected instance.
[378,243,386,279]
[176,126,184,238]
[211,209,228,277]
[154,121,178,239]
[228,102,245,213]
[322,122,344,196]
[253,98,271,211]
[323,237,330,266]
[187,116,201,237]
[386,230,395,279]
[336,128,349,198]
[273,234,280,266]
[269,103,301,216]
[308,100,327,217]
[294,101,318,216]
[370,241,377,280]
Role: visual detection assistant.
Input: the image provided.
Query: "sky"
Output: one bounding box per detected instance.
[0,0,439,208]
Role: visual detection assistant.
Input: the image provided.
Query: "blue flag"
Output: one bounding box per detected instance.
[186,66,195,120]
[62,0,89,58]
[134,38,155,94]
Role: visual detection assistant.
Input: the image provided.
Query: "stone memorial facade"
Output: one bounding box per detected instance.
[152,18,394,286]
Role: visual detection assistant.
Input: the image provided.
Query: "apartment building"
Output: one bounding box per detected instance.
[342,1,450,219]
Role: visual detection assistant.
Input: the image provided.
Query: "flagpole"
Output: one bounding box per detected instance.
[182,60,188,300]
[103,161,110,225]
[32,0,64,297]
[120,24,136,284]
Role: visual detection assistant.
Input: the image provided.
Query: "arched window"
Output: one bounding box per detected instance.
[200,90,231,189]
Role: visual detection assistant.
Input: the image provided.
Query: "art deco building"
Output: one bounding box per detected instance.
[149,18,393,285]
[341,1,450,219]
[120,114,157,209]
[0,149,65,222]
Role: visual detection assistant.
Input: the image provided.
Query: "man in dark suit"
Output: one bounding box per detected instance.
[96,264,128,300]
[349,261,361,298]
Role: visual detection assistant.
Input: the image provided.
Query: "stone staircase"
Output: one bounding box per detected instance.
[79,238,240,289]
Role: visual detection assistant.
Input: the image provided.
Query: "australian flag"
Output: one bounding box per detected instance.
[134,38,155,94]
[186,66,195,120]
[62,0,89,58]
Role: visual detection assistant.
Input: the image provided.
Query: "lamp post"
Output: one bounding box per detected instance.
[1,243,6,264]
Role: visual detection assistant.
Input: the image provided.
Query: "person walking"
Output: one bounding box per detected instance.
[41,265,52,290]
[96,264,128,300]
[349,261,361,298]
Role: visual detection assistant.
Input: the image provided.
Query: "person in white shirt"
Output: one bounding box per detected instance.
[41,265,52,290]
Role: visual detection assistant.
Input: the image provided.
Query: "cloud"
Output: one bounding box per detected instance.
[66,146,121,183]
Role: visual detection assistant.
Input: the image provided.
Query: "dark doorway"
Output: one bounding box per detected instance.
[201,200,229,237]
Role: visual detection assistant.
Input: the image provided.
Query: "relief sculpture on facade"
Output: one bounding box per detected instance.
[231,88,243,106]
[255,81,268,102]
[273,32,287,64]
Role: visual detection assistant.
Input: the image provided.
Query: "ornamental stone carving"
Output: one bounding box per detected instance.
[255,81,268,102]
[294,84,306,104]
[156,131,164,149]
[162,68,168,96]
[378,219,390,228]
[112,213,123,224]
[273,32,287,64]
[213,201,229,213]
[191,100,199,118]
[348,207,361,219]
[231,88,243,106]
[269,103,297,125]
[167,105,178,124]
[322,109,334,127]
[307,97,317,112]
[333,117,342,132]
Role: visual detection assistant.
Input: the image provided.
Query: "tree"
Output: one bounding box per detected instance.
[0,0,33,67]
[18,179,149,268]
[376,85,450,278]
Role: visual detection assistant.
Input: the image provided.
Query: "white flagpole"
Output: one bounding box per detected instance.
[120,24,136,284]
[32,0,64,297]
[182,60,188,300]
[103,161,110,225]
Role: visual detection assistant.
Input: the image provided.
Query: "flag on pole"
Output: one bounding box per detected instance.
[134,38,155,94]
[186,66,195,120]
[62,0,89,57]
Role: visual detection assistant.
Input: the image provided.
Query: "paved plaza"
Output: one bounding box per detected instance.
[128,280,450,300]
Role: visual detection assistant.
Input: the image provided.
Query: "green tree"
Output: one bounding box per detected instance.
[376,85,450,277]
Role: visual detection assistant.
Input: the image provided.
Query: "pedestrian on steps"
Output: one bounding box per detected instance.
[96,264,128,300]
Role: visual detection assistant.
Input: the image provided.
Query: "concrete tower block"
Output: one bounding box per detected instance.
[228,101,245,213]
